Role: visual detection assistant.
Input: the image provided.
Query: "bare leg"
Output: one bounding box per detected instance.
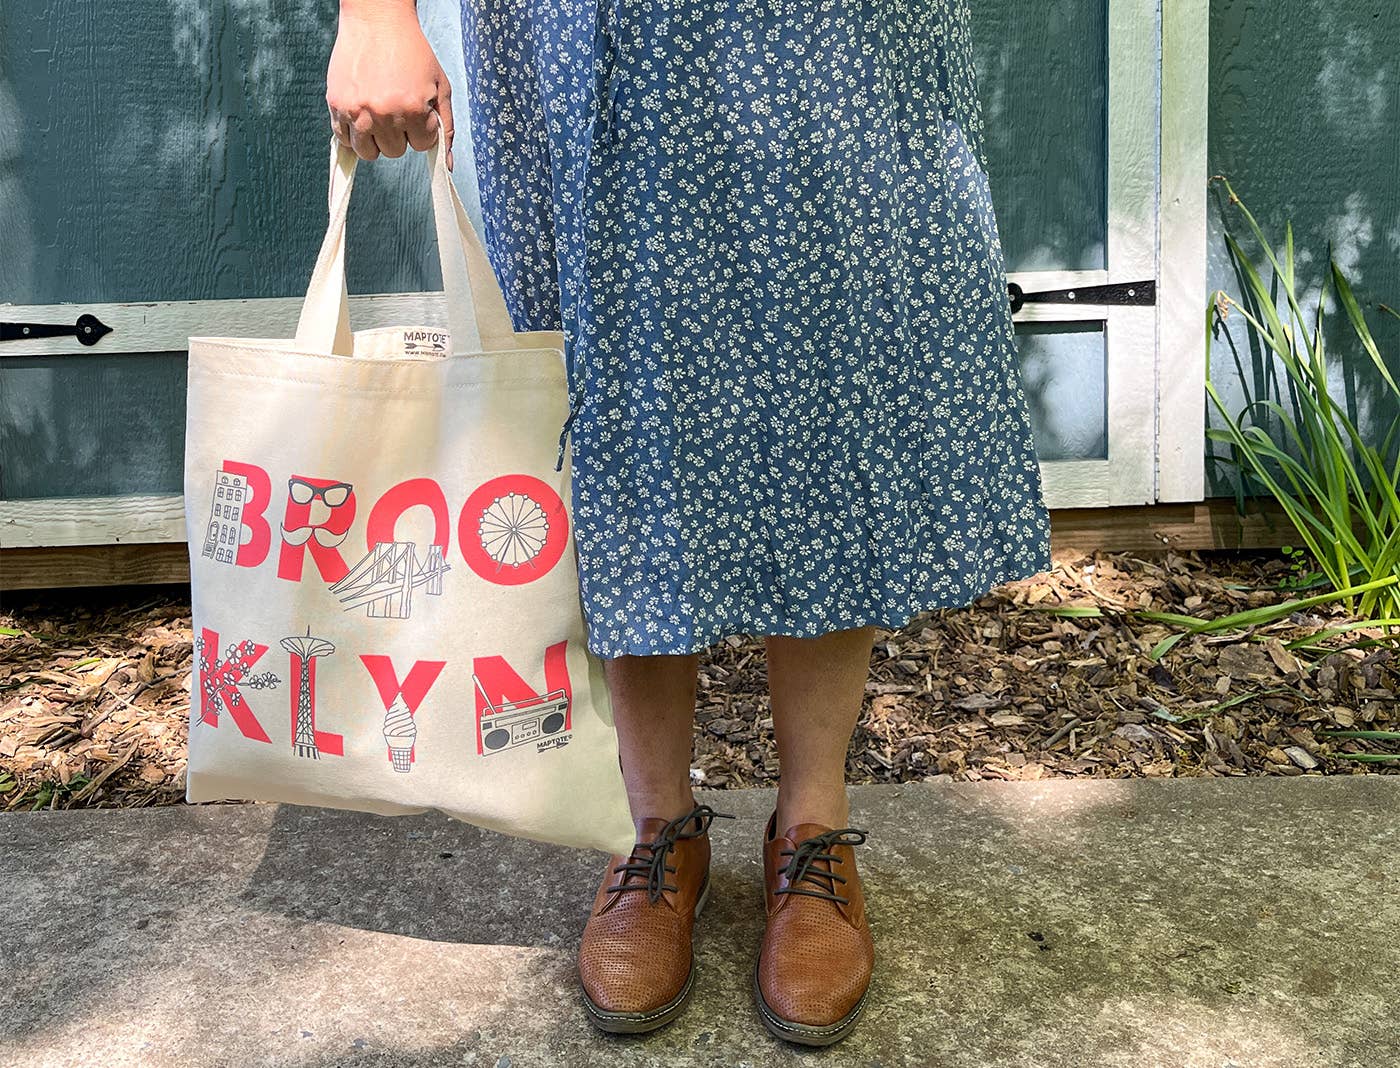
[766,626,878,831]
[603,652,701,833]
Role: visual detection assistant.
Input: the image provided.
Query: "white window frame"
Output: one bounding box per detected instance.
[1156,0,1209,502]
[1007,0,1205,510]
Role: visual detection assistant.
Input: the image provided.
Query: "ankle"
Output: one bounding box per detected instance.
[627,790,698,833]
[775,785,850,834]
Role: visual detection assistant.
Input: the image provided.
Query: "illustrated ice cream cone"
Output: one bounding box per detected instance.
[382,694,417,773]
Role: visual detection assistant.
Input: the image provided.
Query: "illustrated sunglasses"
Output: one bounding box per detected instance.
[288,478,353,508]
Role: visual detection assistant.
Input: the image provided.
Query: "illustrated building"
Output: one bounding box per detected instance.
[201,470,248,565]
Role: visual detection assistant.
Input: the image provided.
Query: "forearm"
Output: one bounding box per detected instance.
[339,0,418,21]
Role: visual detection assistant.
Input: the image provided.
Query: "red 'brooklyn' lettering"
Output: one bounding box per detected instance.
[277,474,357,584]
[366,478,452,554]
[472,640,572,754]
[222,461,272,569]
[196,627,273,744]
[360,655,448,768]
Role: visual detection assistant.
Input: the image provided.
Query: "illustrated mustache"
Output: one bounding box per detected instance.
[280,523,350,548]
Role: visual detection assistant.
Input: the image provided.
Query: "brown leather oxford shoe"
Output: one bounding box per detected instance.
[578,804,733,1033]
[754,812,874,1046]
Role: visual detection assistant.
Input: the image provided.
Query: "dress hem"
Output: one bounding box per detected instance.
[581,549,1055,659]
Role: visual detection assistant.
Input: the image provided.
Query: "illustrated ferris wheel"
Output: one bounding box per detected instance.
[477,491,550,569]
[460,474,569,586]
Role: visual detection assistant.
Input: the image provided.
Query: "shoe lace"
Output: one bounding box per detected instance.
[607,804,735,904]
[775,827,868,905]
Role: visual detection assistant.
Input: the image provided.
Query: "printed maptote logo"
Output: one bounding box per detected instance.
[362,655,446,773]
[402,328,450,356]
[330,542,450,619]
[473,640,573,755]
[194,630,280,740]
[281,628,343,760]
[201,470,251,564]
[460,475,569,586]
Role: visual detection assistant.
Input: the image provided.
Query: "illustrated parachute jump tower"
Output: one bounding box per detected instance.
[281,628,336,759]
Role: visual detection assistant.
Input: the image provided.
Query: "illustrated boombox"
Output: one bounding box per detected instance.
[474,674,570,755]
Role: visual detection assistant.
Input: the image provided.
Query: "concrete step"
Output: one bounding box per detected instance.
[3,777,1397,1067]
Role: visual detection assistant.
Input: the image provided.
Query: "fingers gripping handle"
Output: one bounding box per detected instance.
[294,125,513,356]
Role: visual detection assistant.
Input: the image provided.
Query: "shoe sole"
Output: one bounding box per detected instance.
[751,960,868,1047]
[580,874,710,1035]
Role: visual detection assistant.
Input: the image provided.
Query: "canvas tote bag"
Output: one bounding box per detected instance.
[182,132,634,856]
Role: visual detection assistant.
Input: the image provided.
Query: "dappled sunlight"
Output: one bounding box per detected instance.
[970,3,1109,274]
[1017,323,1109,461]
[928,778,1146,856]
[168,0,330,110]
[3,805,582,1064]
[0,75,34,301]
[1206,0,1399,495]
[5,779,1395,1065]
[1314,7,1391,130]
[955,775,1139,824]
[1081,995,1327,1067]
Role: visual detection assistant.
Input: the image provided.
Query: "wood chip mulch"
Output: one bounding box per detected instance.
[1,549,1395,810]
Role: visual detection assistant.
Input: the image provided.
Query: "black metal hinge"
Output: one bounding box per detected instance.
[1008,279,1155,314]
[0,288,1151,348]
[0,313,113,349]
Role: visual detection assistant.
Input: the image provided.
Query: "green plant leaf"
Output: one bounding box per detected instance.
[1332,260,1400,395]
[1334,753,1400,763]
[1206,192,1400,630]
[1149,632,1187,661]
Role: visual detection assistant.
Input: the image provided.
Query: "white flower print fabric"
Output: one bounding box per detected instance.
[461,0,1053,658]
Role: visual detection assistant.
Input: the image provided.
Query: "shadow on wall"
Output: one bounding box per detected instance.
[0,0,481,500]
[972,0,1110,275]
[1,0,480,308]
[1018,321,1110,462]
[1206,0,1400,494]
[0,353,188,499]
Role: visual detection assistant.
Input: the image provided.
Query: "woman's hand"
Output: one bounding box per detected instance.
[326,0,455,169]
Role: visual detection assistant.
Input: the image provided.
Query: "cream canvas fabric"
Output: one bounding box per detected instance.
[183,133,634,856]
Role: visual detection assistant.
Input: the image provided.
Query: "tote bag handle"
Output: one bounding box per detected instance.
[294,123,515,356]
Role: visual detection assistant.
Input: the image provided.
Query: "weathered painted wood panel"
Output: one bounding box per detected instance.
[1,353,186,498]
[2,0,1395,519]
[1,0,481,305]
[1019,323,1108,462]
[1205,0,1400,494]
[0,0,482,502]
[972,0,1110,273]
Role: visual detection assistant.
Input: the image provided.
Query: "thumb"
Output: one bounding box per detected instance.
[435,84,456,172]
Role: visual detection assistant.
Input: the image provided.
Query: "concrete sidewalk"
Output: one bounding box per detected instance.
[2,777,1396,1068]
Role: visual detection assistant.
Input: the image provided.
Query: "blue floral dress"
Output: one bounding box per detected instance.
[461,0,1052,658]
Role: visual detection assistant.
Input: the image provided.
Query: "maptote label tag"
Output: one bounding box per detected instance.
[403,329,450,356]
